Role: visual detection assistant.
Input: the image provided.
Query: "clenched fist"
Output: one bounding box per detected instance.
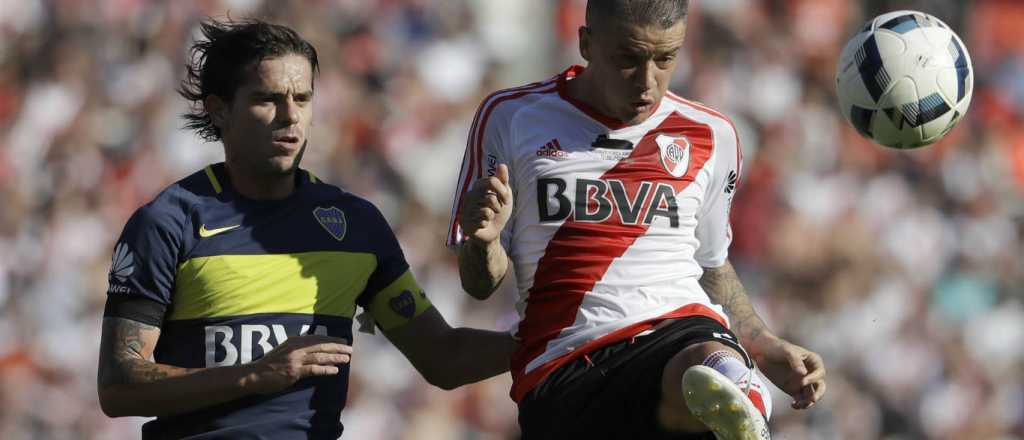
[460,163,513,244]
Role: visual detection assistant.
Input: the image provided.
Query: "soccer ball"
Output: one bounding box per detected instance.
[836,10,973,149]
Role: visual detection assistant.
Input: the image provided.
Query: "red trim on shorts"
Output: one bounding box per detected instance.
[511,303,727,402]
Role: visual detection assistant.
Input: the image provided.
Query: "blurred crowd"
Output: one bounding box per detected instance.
[0,0,1021,439]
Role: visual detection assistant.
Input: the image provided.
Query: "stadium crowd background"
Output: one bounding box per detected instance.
[0,0,1021,438]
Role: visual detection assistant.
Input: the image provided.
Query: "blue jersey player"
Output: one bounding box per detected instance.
[96,19,517,439]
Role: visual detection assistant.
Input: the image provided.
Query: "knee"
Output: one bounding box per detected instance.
[677,340,740,367]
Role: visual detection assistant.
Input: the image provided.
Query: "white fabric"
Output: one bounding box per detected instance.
[448,70,743,376]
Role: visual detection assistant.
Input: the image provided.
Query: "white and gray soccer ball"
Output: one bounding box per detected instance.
[836,10,973,149]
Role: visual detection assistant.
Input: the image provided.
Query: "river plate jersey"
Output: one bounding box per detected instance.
[104,163,430,439]
[448,66,743,402]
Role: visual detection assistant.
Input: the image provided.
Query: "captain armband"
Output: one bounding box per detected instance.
[364,270,433,332]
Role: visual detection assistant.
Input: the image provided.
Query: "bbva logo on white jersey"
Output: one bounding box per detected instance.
[109,242,135,283]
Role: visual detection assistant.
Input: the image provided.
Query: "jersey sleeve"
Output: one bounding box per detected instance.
[694,120,742,268]
[446,93,513,250]
[356,204,433,333]
[103,201,188,327]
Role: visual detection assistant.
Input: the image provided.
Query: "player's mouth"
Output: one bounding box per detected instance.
[631,98,655,113]
[272,135,301,150]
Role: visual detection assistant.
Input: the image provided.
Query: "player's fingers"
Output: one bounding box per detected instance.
[301,342,353,355]
[809,378,827,402]
[496,164,510,185]
[300,364,340,377]
[492,175,513,205]
[483,193,502,212]
[474,176,511,207]
[800,355,826,387]
[305,352,351,365]
[785,348,809,375]
[791,387,812,409]
[792,380,826,409]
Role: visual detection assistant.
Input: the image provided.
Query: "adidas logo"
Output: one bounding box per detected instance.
[109,242,135,283]
[535,139,569,159]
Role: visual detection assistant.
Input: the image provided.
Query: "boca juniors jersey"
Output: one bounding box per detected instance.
[448,66,744,402]
[104,163,428,439]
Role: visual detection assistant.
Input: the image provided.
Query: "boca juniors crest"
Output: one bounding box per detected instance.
[655,134,691,178]
[313,206,347,241]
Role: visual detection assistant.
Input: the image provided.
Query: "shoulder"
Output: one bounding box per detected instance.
[306,178,390,228]
[664,93,741,163]
[127,169,210,235]
[473,76,561,127]
[663,92,739,138]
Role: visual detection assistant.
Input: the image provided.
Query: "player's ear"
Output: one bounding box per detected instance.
[578,26,591,62]
[205,95,229,131]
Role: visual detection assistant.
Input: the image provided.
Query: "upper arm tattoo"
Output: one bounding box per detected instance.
[98,318,175,387]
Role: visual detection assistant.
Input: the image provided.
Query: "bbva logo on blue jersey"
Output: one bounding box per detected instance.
[205,323,331,367]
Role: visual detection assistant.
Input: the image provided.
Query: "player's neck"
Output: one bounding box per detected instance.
[565,69,626,126]
[223,162,296,201]
[565,70,601,112]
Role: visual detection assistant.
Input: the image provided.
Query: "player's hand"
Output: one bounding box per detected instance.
[460,163,513,244]
[247,335,352,394]
[754,338,826,410]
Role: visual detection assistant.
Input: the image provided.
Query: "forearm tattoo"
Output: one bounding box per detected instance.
[99,319,182,386]
[700,262,770,347]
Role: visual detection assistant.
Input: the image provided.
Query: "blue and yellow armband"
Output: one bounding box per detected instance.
[364,270,433,332]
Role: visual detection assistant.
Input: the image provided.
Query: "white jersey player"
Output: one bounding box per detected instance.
[448,1,826,439]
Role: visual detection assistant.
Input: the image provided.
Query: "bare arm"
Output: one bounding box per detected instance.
[458,239,509,299]
[698,261,777,357]
[699,260,827,409]
[385,307,516,390]
[97,317,352,417]
[457,164,513,300]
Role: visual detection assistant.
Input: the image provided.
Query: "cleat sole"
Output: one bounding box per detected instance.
[682,365,770,440]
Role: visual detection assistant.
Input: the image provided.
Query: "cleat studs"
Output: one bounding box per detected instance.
[730,402,742,412]
[709,382,721,391]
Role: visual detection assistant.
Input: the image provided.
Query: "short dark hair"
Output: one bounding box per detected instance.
[585,0,689,29]
[179,18,319,142]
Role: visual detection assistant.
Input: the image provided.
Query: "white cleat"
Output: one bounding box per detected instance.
[682,365,770,440]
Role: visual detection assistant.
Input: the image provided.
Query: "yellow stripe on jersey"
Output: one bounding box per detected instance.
[367,270,432,331]
[204,166,223,194]
[308,170,319,183]
[169,252,376,320]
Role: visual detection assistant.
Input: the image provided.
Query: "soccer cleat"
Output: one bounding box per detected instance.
[682,365,770,440]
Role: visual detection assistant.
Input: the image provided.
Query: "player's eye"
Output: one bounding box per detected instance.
[615,54,644,68]
[655,55,676,67]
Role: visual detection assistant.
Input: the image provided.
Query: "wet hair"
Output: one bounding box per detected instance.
[585,0,689,29]
[179,18,319,142]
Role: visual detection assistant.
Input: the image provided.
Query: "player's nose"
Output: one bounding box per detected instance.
[278,97,301,125]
